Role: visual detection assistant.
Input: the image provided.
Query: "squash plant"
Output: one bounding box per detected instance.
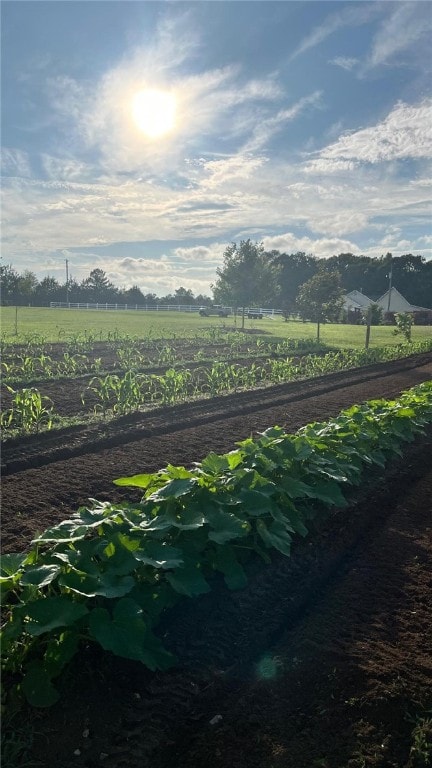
[1,382,431,709]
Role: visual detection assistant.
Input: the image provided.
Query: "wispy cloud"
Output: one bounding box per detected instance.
[289,3,381,61]
[1,148,32,178]
[364,2,432,71]
[243,91,323,153]
[305,99,432,172]
[329,56,358,71]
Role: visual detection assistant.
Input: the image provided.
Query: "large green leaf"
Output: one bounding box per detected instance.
[32,521,88,544]
[0,552,29,578]
[206,508,250,544]
[22,661,59,707]
[113,473,155,489]
[89,598,174,669]
[58,570,135,598]
[199,452,230,476]
[25,596,89,636]
[130,582,178,619]
[133,541,184,569]
[151,478,197,500]
[44,631,79,677]
[166,564,210,597]
[164,504,207,530]
[237,489,279,517]
[212,546,248,590]
[19,564,61,588]
[279,477,315,499]
[305,479,348,507]
[256,519,292,556]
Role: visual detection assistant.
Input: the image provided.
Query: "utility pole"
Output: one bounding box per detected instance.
[65,259,69,304]
[386,253,392,313]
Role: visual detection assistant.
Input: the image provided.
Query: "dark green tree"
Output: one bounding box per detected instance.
[80,269,118,302]
[34,276,63,305]
[212,240,279,328]
[0,264,20,305]
[120,285,146,305]
[16,270,38,305]
[267,250,317,318]
[296,268,344,341]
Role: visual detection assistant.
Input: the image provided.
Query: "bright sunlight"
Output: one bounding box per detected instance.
[132,88,177,138]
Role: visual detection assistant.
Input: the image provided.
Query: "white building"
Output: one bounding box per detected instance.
[343,289,374,313]
[375,287,431,314]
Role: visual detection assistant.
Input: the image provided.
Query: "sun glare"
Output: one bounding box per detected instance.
[132,89,176,138]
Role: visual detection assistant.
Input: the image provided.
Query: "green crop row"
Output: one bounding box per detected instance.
[1,381,431,711]
[2,340,431,435]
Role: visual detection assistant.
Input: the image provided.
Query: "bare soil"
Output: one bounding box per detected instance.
[1,353,432,768]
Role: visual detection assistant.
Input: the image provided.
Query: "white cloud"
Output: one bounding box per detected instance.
[308,212,369,237]
[289,3,382,61]
[262,232,361,258]
[173,243,225,262]
[243,91,323,153]
[305,99,432,172]
[329,57,358,71]
[364,3,432,71]
[1,148,31,178]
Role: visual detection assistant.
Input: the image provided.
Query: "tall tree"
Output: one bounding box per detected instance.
[296,268,344,341]
[80,269,118,302]
[0,264,20,305]
[34,276,62,305]
[120,285,146,305]
[268,251,317,317]
[212,240,279,328]
[16,270,38,305]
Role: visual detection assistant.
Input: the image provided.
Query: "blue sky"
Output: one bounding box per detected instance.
[2,1,432,296]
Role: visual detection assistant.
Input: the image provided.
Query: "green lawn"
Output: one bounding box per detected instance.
[1,306,431,348]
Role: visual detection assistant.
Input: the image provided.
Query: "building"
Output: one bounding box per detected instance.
[343,286,432,324]
[375,287,431,315]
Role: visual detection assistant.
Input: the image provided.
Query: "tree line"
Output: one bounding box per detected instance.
[0,265,212,308]
[1,245,431,312]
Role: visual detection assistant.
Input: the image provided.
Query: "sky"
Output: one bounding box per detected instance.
[1,0,432,297]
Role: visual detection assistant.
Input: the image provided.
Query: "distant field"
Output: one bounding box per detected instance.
[1,306,431,348]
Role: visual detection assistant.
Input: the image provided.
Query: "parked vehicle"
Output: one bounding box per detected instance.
[199,305,231,317]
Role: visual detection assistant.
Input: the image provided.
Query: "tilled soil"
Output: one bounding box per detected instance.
[2,354,432,768]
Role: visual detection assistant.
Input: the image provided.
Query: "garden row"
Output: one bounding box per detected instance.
[2,380,431,714]
[2,340,432,435]
[1,331,326,383]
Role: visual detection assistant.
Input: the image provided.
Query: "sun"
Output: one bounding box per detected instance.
[132,89,177,138]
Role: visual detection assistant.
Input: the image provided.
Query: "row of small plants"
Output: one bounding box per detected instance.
[2,340,431,434]
[1,335,327,384]
[1,381,432,710]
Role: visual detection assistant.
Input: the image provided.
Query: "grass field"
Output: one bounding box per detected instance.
[1,306,431,348]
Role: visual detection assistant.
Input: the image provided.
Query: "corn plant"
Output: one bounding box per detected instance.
[268,357,301,383]
[116,347,147,370]
[155,345,176,366]
[151,368,193,405]
[82,371,147,415]
[57,353,90,377]
[1,387,55,433]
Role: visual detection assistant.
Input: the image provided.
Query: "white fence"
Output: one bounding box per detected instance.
[49,302,283,315]
[50,302,203,312]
